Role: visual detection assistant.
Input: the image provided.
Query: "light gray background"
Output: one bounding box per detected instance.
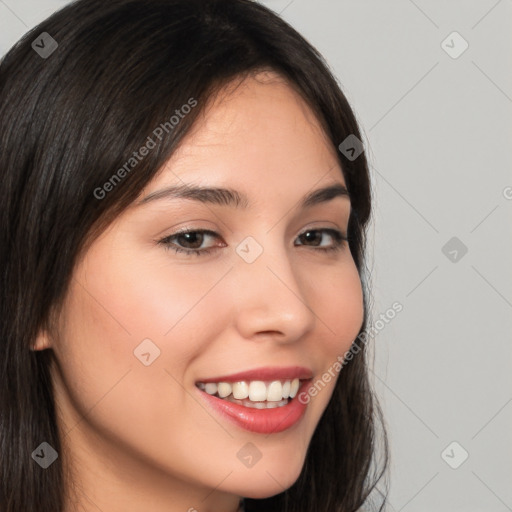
[1,1,511,511]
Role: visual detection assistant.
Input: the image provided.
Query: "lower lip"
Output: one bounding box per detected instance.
[196,380,314,434]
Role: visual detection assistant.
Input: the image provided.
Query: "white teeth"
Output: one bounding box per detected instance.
[282,380,291,398]
[289,378,300,398]
[267,381,284,401]
[232,381,249,399]
[204,383,218,395]
[248,381,267,401]
[217,382,232,398]
[197,378,303,402]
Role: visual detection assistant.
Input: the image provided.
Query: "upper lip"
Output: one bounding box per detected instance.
[196,366,313,383]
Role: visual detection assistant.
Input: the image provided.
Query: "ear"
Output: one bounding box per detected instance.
[32,307,60,351]
[31,329,52,351]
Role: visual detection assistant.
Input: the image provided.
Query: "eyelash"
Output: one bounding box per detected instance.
[157,227,350,257]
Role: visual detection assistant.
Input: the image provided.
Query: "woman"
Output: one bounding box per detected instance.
[0,0,388,511]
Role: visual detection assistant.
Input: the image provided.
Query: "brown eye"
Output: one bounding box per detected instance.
[295,229,348,252]
[174,232,205,249]
[159,229,223,256]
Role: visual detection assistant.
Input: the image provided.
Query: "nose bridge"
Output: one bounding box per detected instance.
[231,233,316,341]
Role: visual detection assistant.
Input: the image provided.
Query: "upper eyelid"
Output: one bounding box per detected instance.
[161,226,345,237]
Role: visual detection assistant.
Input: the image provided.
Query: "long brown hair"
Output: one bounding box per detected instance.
[0,1,389,510]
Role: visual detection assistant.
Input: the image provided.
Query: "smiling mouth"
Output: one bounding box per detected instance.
[195,378,304,409]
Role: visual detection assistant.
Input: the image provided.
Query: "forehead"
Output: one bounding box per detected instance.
[142,70,345,204]
[177,70,335,159]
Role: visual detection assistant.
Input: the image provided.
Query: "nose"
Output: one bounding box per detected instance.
[230,238,317,344]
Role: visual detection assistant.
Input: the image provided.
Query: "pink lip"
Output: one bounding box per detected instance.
[196,379,315,434]
[196,365,313,383]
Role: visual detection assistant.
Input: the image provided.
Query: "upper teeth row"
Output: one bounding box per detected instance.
[197,379,301,401]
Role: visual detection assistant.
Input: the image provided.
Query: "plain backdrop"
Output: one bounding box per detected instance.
[1,1,511,511]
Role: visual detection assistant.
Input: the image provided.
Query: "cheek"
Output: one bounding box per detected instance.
[304,256,364,398]
[71,237,227,351]
[51,261,215,474]
[50,244,206,444]
[309,255,365,352]
[238,254,363,447]
[53,237,236,409]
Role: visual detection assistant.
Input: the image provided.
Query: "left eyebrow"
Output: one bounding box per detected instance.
[136,182,350,209]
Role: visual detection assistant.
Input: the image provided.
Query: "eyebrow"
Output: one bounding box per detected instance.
[136,182,350,209]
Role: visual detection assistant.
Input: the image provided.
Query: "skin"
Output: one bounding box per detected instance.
[33,70,364,512]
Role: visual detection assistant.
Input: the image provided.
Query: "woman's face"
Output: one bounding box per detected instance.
[38,70,364,511]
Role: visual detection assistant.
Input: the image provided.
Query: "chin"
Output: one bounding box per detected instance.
[230,460,304,499]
